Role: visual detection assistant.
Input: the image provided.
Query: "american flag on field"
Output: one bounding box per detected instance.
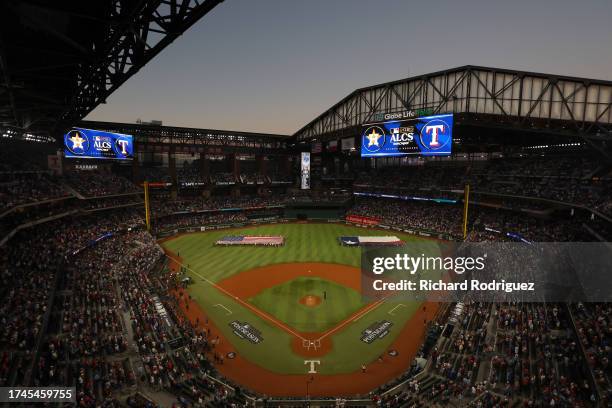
[215,235,284,246]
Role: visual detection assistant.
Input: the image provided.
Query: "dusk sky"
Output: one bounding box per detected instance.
[86,0,612,135]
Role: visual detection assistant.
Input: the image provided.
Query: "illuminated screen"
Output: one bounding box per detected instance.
[360,113,453,157]
[64,128,134,160]
[300,152,310,189]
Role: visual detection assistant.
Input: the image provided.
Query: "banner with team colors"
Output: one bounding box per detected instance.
[361,113,453,157]
[64,128,134,160]
[300,152,310,189]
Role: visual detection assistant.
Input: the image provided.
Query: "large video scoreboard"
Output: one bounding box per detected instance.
[64,128,134,160]
[360,113,453,157]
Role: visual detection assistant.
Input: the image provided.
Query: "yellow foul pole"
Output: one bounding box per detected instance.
[462,184,470,240]
[144,181,151,231]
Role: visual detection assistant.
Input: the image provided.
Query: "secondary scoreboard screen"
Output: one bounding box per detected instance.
[64,128,134,160]
[360,113,453,157]
[300,152,310,189]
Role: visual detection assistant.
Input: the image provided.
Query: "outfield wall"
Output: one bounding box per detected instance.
[155,217,456,241]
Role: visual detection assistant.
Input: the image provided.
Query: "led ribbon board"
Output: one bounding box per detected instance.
[360,113,453,157]
[64,128,134,160]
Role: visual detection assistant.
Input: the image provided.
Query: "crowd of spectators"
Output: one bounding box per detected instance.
[139,167,172,183]
[155,213,249,231]
[571,303,611,400]
[151,195,285,216]
[4,210,250,406]
[466,207,595,242]
[349,198,464,237]
[269,172,294,184]
[82,194,144,210]
[376,301,607,407]
[487,303,596,406]
[353,156,612,217]
[64,172,141,197]
[0,172,70,212]
[0,208,145,396]
[212,173,237,185]
[111,230,248,406]
[239,173,266,185]
[349,197,601,242]
[177,164,208,185]
[1,149,611,406]
[354,164,466,192]
[35,231,143,406]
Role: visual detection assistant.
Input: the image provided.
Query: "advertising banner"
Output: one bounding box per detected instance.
[345,214,381,225]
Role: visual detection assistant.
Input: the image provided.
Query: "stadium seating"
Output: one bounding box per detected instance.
[1,147,611,407]
[353,155,612,218]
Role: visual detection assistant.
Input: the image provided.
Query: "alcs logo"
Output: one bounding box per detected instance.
[389,127,414,145]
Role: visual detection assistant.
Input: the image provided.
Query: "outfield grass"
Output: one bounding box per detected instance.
[249,276,366,333]
[161,223,426,283]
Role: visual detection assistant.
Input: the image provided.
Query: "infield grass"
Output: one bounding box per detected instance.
[249,276,366,333]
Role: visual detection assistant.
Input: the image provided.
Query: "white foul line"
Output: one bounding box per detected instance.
[388,304,407,316]
[214,304,233,315]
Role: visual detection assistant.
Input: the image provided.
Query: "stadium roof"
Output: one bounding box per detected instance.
[293,65,612,157]
[0,0,223,140]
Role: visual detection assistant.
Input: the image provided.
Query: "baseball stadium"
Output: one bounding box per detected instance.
[1,1,612,407]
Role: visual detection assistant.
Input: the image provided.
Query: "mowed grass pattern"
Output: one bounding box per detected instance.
[249,277,366,333]
[161,223,424,283]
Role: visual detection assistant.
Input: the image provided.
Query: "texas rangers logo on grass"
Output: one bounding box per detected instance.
[360,320,393,344]
[229,321,264,344]
[340,236,359,246]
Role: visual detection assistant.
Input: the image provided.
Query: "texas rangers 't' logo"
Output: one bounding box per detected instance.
[419,119,451,151]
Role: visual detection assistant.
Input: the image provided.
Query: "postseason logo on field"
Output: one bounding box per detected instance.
[229,321,264,344]
[360,320,393,344]
[360,113,453,157]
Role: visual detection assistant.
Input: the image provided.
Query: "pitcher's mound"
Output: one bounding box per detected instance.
[299,294,322,307]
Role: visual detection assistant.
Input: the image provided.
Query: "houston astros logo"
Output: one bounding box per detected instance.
[420,119,451,150]
[64,129,89,155]
[362,126,385,152]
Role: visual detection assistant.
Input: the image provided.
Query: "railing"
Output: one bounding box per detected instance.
[567,304,601,403]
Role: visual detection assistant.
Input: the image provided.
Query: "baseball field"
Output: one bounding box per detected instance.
[160,222,440,396]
